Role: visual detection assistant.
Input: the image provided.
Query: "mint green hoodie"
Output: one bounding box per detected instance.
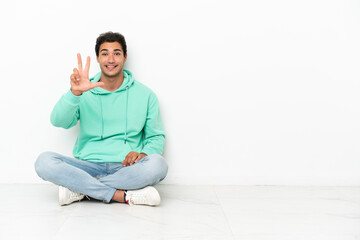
[50,70,165,163]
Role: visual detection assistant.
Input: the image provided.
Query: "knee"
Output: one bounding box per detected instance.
[147,154,168,180]
[34,151,56,179]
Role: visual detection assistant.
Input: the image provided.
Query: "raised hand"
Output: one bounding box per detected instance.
[70,53,104,96]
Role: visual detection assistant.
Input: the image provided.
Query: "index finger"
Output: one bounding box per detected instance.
[123,154,131,166]
[77,53,83,70]
[122,159,127,166]
[84,56,90,73]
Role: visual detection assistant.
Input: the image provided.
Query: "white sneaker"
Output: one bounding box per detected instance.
[125,186,161,206]
[58,186,85,206]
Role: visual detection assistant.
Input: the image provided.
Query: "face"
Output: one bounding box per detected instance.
[97,41,127,78]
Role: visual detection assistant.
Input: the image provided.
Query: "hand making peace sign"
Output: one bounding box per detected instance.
[70,53,104,96]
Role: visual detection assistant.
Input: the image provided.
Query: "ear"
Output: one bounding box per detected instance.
[124,53,127,63]
[96,55,100,63]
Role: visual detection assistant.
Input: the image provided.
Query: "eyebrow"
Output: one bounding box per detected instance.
[100,49,122,52]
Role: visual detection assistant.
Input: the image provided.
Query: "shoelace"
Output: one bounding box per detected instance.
[68,191,83,199]
[128,192,147,205]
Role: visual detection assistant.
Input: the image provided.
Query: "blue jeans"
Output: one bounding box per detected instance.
[34,152,168,203]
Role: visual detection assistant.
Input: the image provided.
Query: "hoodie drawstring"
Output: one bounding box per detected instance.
[98,94,104,140]
[124,85,129,144]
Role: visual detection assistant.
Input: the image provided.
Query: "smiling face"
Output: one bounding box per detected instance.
[96,41,127,78]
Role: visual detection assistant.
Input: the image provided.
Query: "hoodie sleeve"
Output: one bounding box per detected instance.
[50,90,80,129]
[141,92,165,155]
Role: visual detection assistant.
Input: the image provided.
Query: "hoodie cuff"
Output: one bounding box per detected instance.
[141,148,154,156]
[64,89,81,105]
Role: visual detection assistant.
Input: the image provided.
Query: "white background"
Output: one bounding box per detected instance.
[0,0,359,185]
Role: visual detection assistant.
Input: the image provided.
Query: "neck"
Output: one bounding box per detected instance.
[100,71,124,92]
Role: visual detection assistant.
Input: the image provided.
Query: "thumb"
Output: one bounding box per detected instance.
[88,82,104,91]
[92,82,105,88]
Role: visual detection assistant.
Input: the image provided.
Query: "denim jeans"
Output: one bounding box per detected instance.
[34,151,168,203]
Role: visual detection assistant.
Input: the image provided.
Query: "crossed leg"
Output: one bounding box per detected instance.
[34,152,168,203]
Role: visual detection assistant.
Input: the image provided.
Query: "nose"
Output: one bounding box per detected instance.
[108,53,115,63]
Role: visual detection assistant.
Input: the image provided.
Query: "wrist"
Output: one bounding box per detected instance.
[71,88,83,96]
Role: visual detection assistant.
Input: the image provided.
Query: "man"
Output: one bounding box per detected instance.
[35,32,168,206]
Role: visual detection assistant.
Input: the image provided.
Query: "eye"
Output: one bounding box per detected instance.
[115,52,121,56]
[102,53,108,56]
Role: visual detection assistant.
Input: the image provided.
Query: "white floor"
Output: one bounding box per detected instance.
[0,184,359,240]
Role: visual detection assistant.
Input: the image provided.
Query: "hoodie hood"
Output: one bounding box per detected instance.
[89,69,135,94]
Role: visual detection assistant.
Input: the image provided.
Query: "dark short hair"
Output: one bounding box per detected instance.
[95,31,127,57]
